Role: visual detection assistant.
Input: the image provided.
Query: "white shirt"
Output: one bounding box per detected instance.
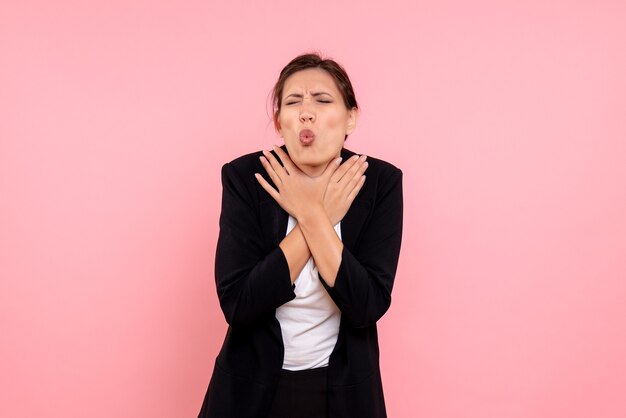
[275,215,342,370]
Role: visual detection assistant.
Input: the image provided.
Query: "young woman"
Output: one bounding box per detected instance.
[199,53,403,418]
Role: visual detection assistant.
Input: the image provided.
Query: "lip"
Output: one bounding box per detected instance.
[299,129,315,138]
[298,129,315,146]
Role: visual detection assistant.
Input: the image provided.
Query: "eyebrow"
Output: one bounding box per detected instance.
[284,91,333,100]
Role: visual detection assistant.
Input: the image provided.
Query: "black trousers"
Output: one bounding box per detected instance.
[267,366,328,418]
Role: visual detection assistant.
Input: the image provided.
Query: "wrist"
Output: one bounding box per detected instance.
[296,203,327,226]
[322,202,336,226]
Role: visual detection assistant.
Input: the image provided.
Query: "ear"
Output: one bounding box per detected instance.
[345,107,359,135]
[274,111,283,137]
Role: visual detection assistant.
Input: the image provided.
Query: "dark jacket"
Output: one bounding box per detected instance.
[198,146,403,418]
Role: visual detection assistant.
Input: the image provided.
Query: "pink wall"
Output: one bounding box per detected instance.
[2,0,625,417]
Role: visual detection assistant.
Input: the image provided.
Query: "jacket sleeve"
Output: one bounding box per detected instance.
[214,162,296,326]
[320,167,403,328]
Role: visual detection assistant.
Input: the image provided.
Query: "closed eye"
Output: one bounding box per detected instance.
[284,99,332,105]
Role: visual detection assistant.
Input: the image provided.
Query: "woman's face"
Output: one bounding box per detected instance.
[276,68,358,177]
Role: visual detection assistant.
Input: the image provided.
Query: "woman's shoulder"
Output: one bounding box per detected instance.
[342,148,402,175]
[224,149,264,171]
[339,148,402,204]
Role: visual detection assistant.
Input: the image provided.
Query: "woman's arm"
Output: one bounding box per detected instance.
[320,167,403,328]
[259,148,403,328]
[296,205,344,287]
[216,148,369,327]
[215,161,296,326]
[257,148,368,285]
[278,223,310,284]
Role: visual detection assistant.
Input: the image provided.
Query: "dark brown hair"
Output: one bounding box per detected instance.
[271,53,359,135]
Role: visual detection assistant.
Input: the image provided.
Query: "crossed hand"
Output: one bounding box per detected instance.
[255,146,368,225]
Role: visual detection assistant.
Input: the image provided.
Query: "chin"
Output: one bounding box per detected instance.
[285,142,339,168]
[298,152,331,165]
[292,156,319,169]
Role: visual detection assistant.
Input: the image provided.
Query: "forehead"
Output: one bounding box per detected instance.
[282,68,340,95]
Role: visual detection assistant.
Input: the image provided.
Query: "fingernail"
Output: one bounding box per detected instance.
[336,157,342,164]
[360,155,367,161]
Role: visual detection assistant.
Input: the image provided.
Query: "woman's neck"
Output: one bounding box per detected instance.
[299,164,327,178]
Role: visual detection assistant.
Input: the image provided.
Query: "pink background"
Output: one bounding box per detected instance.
[1,0,625,417]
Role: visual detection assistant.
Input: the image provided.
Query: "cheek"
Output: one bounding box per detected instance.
[278,111,297,131]
[323,109,349,129]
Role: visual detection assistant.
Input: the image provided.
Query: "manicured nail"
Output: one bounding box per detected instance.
[336,157,342,165]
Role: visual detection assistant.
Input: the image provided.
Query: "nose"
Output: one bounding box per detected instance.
[299,112,315,124]
[299,106,315,124]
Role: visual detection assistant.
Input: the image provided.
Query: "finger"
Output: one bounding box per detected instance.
[346,175,366,202]
[254,173,281,202]
[331,154,360,183]
[322,156,343,180]
[259,155,283,187]
[272,145,298,175]
[262,149,287,180]
[338,155,367,189]
[345,160,368,194]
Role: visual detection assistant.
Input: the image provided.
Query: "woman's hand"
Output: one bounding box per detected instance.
[255,146,368,225]
[323,154,368,225]
[255,146,340,220]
